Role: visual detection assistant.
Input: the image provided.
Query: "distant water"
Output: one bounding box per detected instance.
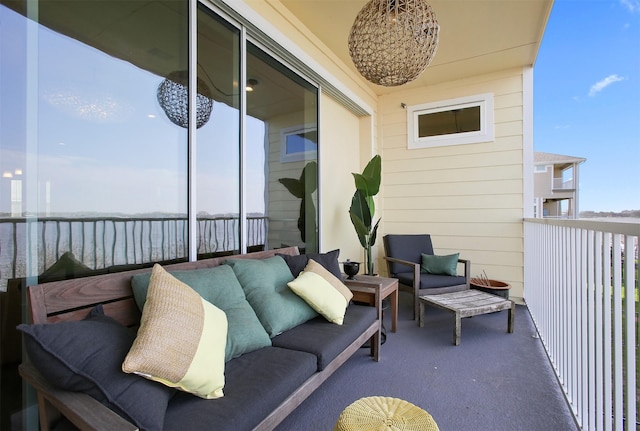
[0,216,262,291]
[581,217,640,224]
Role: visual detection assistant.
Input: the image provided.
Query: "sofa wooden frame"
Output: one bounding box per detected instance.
[19,247,381,431]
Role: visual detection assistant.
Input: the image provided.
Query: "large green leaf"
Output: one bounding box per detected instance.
[361,155,381,196]
[352,173,370,196]
[352,156,381,197]
[349,190,372,230]
[349,212,368,248]
[302,161,318,192]
[368,218,380,247]
[278,178,304,198]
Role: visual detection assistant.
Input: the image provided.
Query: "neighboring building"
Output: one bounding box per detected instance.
[533,151,586,218]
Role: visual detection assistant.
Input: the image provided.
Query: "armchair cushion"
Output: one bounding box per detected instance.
[395,271,467,290]
[383,234,434,276]
[420,253,459,276]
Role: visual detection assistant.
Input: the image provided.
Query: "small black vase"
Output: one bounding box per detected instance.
[342,260,360,280]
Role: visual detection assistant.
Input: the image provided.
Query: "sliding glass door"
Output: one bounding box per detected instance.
[0,1,319,424]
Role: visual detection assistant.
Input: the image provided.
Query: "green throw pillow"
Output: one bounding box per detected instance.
[225,256,318,337]
[420,253,460,276]
[131,265,271,362]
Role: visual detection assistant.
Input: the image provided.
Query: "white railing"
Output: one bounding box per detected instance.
[553,178,575,190]
[525,218,639,431]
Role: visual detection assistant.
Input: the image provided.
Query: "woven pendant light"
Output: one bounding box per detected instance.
[157,70,214,129]
[348,0,439,87]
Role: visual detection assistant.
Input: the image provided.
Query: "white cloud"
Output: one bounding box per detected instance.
[620,0,640,12]
[588,74,625,97]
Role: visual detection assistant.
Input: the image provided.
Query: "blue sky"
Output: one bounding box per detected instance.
[534,0,640,213]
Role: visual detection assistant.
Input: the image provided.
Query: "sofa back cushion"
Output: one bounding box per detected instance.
[131,265,271,361]
[226,256,318,337]
[277,249,342,280]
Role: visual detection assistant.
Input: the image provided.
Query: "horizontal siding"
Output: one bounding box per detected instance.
[385,178,522,197]
[377,68,526,299]
[384,208,523,223]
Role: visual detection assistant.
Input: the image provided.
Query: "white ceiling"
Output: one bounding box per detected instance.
[279,0,554,95]
[1,0,553,119]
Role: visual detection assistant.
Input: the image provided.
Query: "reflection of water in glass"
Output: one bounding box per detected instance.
[0,215,265,291]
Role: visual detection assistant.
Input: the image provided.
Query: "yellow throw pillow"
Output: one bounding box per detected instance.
[122,264,227,399]
[288,271,349,325]
[305,259,353,302]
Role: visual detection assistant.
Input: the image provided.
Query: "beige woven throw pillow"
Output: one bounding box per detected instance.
[122,264,228,399]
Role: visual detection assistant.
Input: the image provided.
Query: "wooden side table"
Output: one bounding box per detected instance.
[344,275,399,332]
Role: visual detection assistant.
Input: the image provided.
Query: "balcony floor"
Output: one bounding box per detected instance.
[276,290,579,431]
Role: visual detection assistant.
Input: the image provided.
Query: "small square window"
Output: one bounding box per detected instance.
[408,93,494,149]
[280,125,317,163]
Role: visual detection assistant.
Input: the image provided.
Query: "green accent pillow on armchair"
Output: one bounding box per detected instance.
[420,253,460,276]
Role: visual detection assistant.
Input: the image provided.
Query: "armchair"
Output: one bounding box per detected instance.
[383,234,470,320]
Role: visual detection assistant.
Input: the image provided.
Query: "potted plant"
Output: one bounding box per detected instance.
[278,161,318,253]
[349,155,381,275]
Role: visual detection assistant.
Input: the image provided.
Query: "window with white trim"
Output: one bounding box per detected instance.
[408,93,494,149]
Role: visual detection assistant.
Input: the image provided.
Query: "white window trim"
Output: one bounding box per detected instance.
[407,93,494,149]
[280,124,318,163]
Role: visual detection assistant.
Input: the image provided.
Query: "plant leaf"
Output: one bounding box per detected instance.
[349,212,368,248]
[361,155,381,196]
[302,161,318,193]
[349,190,372,229]
[352,173,370,196]
[369,218,380,247]
[278,178,304,198]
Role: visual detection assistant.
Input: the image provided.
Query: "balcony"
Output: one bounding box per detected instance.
[1,217,638,430]
[553,178,576,190]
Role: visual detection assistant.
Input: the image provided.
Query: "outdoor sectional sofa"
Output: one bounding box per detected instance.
[17,246,381,431]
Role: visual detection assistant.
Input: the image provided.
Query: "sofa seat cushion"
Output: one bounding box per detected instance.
[163,346,317,431]
[395,271,467,289]
[271,304,377,370]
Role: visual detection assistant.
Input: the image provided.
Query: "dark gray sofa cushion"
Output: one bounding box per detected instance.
[277,249,342,280]
[396,271,466,289]
[163,346,317,431]
[18,305,174,431]
[271,304,377,370]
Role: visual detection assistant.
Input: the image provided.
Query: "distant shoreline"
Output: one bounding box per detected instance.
[579,217,640,224]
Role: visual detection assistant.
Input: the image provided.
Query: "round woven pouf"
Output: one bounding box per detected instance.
[334,396,439,431]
